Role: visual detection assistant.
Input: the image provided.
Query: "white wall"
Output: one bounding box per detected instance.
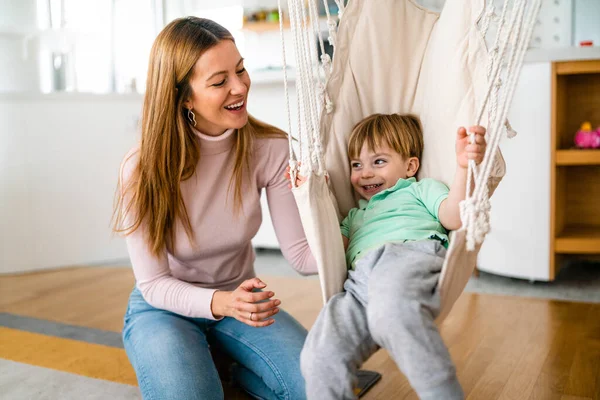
[418,0,600,48]
[573,0,600,46]
[0,79,293,273]
[0,94,141,273]
[0,0,39,92]
[0,0,37,32]
[0,36,39,92]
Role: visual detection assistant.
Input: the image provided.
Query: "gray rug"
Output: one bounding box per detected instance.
[0,359,140,400]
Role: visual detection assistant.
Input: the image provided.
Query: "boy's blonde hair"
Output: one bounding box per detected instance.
[348,113,424,161]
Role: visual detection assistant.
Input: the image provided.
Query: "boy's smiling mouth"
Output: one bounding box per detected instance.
[362,183,384,195]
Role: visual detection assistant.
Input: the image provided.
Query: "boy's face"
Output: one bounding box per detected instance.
[350,142,418,200]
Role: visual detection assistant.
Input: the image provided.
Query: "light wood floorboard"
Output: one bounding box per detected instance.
[1,267,599,400]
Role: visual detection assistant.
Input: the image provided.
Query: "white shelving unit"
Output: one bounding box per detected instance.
[478,47,600,281]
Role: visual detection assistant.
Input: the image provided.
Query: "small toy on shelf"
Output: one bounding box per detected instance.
[574,122,600,149]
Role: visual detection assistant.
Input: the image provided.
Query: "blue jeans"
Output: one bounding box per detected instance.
[122,288,308,400]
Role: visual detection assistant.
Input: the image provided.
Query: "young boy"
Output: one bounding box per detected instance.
[295,114,486,400]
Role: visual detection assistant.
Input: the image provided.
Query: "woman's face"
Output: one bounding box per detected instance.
[185,40,251,136]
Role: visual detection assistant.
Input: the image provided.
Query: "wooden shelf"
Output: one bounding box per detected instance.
[243,17,329,33]
[556,149,600,166]
[555,59,600,75]
[550,58,600,278]
[555,225,600,254]
[243,20,290,33]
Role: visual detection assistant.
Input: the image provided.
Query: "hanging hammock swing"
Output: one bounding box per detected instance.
[277,0,541,323]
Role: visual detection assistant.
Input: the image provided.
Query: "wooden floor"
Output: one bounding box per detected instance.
[1,266,599,400]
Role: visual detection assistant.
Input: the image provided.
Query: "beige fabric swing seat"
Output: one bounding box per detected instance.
[280,0,540,322]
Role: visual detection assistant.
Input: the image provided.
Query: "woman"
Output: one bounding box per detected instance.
[113,17,317,400]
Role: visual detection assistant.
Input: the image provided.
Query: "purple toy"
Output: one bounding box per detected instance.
[574,122,600,149]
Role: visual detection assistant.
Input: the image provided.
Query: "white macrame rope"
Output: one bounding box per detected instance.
[473,0,524,130]
[486,0,510,83]
[477,0,539,193]
[321,0,338,48]
[295,0,322,172]
[306,2,327,123]
[291,0,320,173]
[501,0,539,125]
[308,1,332,172]
[483,0,519,141]
[505,119,517,138]
[309,0,327,67]
[474,0,528,194]
[286,0,328,175]
[487,0,511,138]
[287,0,308,172]
[278,0,336,177]
[479,3,497,39]
[465,0,520,203]
[334,0,345,17]
[308,0,334,114]
[463,0,529,250]
[308,0,331,81]
[467,0,526,194]
[276,0,299,187]
[462,0,541,251]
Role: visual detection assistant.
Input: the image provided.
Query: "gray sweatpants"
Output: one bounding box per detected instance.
[300,240,463,400]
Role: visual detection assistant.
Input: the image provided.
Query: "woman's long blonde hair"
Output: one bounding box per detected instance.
[113,17,285,256]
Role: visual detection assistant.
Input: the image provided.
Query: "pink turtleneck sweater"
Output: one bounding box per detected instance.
[122,128,317,319]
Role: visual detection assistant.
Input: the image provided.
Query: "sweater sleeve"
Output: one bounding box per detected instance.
[119,150,221,320]
[264,140,318,275]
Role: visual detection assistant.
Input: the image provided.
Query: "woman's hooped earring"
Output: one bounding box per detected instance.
[187,108,197,127]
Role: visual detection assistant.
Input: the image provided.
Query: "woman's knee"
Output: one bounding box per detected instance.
[123,312,223,400]
[276,367,307,400]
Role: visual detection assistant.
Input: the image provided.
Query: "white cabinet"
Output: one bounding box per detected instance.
[477,62,552,281]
